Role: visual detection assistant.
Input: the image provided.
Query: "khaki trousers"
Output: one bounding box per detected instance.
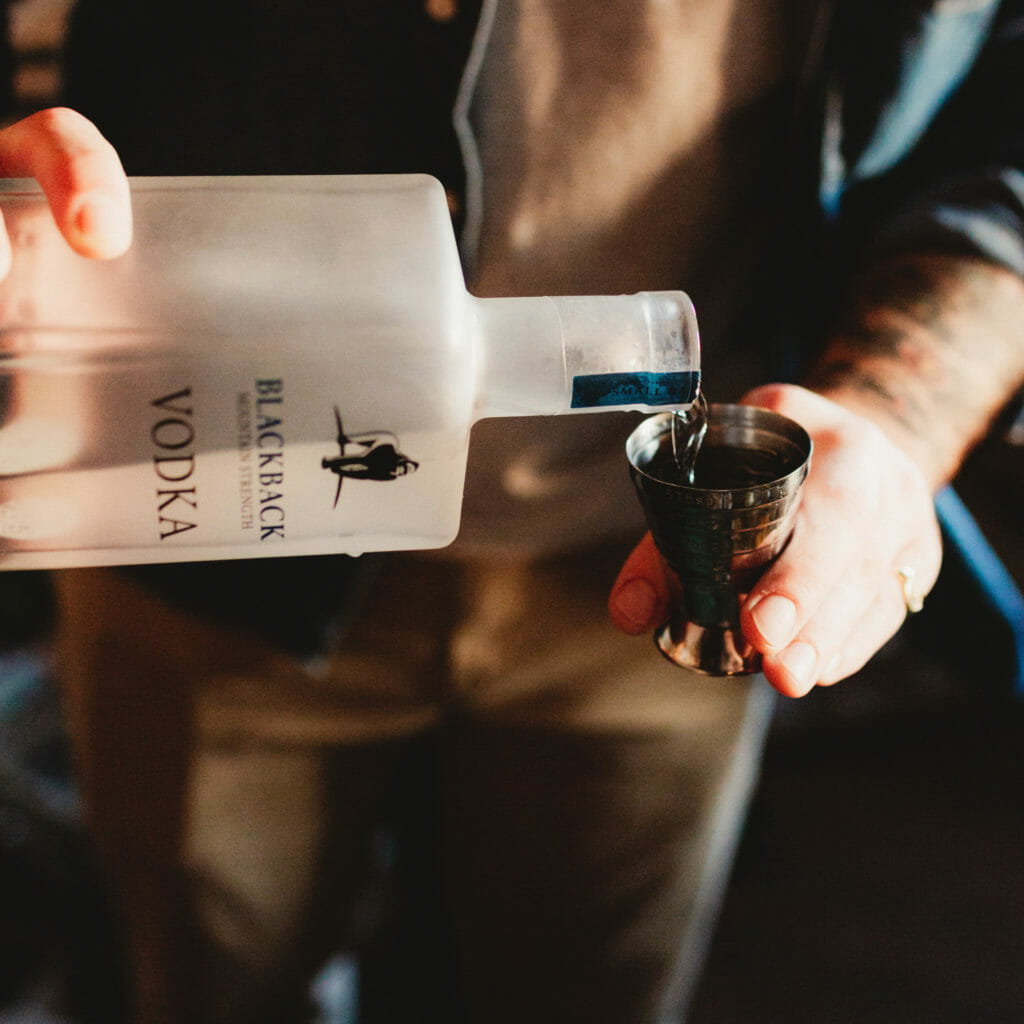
[55,543,773,1024]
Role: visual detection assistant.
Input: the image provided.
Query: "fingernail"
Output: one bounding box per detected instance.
[749,594,797,649]
[780,641,818,695]
[74,194,131,256]
[613,578,658,633]
[823,653,842,681]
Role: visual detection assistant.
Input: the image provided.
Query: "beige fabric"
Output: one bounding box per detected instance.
[472,0,815,304]
[56,553,774,1023]
[453,0,819,557]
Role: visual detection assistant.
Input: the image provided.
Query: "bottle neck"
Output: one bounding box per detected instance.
[471,291,701,421]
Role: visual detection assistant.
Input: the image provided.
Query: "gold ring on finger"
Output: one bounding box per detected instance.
[896,565,925,615]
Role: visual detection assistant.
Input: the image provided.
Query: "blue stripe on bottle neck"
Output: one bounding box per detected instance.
[570,371,700,409]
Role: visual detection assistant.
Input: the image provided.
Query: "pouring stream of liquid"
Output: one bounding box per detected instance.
[669,390,708,484]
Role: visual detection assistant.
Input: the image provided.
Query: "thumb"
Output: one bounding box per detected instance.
[0,107,132,261]
[608,532,673,634]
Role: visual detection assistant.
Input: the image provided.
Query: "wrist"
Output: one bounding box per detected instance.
[807,381,954,491]
[804,253,1024,492]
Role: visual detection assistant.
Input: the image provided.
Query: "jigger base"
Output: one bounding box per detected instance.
[654,614,761,676]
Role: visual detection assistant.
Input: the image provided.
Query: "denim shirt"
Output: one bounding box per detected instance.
[822,0,1024,276]
[810,0,1024,693]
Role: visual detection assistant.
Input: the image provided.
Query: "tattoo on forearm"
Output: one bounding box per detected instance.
[806,254,1024,482]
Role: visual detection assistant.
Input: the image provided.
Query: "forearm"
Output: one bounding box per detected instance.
[805,252,1024,490]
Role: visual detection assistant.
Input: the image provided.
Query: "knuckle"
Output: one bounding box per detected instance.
[26,106,90,140]
[23,108,116,171]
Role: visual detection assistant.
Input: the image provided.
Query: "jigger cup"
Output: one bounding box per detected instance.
[626,404,812,676]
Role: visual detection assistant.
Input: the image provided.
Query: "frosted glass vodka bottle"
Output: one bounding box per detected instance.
[0,174,699,570]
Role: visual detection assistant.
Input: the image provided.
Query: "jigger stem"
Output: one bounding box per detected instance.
[655,618,755,676]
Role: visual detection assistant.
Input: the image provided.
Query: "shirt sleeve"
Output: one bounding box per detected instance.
[848,4,1024,278]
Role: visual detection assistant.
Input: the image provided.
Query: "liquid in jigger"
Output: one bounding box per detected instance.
[648,432,790,489]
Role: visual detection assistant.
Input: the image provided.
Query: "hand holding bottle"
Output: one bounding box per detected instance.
[0,107,132,274]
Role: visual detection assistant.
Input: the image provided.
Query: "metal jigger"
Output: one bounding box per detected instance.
[627,404,812,676]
